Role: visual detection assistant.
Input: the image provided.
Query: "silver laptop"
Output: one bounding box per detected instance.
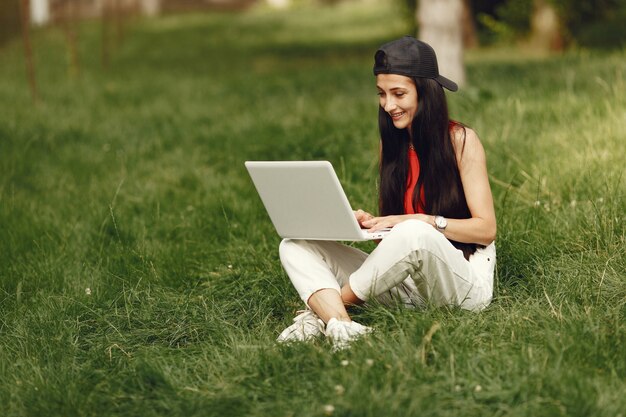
[245,161,391,241]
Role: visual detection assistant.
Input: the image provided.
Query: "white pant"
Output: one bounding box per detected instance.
[279,219,496,312]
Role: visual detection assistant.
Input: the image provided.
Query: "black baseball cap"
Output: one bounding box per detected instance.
[373,36,458,92]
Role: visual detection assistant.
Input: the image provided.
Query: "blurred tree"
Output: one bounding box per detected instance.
[267,0,290,7]
[101,0,133,69]
[462,0,479,48]
[101,0,116,69]
[550,0,626,47]
[60,0,81,77]
[473,0,626,48]
[417,0,466,87]
[140,0,161,16]
[529,0,562,50]
[0,0,21,45]
[19,0,40,103]
[31,0,50,25]
[403,0,477,47]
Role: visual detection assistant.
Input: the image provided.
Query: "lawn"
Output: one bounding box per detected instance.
[0,2,624,416]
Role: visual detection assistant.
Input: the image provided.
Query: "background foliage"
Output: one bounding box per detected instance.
[473,0,626,47]
[4,0,626,48]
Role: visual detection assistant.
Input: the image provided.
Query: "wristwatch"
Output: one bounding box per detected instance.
[434,215,447,233]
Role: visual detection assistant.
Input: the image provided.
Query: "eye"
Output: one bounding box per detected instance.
[377,91,385,97]
[395,92,405,98]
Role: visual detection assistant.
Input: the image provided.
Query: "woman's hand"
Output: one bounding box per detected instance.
[353,209,375,227]
[362,214,432,232]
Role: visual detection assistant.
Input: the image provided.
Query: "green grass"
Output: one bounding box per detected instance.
[1,2,624,416]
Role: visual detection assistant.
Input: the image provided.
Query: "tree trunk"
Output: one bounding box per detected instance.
[140,0,161,17]
[19,0,39,103]
[30,0,50,26]
[267,0,290,9]
[61,0,80,77]
[417,0,466,88]
[101,0,110,69]
[529,0,563,51]
[461,0,478,49]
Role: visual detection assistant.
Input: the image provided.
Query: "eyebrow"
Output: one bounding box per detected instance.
[376,86,409,92]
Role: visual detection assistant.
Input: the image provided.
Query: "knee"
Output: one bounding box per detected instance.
[279,238,297,260]
[392,219,437,238]
[279,238,310,263]
[389,219,440,247]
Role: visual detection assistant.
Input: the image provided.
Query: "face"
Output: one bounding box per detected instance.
[376,74,418,132]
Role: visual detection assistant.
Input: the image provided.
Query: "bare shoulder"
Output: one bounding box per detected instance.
[451,125,486,166]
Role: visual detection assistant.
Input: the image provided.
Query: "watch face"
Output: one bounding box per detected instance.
[436,216,447,229]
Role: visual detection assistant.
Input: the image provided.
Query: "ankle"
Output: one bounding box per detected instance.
[328,316,351,324]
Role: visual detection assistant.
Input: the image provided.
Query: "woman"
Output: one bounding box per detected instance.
[277,36,496,350]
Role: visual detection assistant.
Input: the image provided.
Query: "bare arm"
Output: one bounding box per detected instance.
[443,127,496,245]
[362,128,496,246]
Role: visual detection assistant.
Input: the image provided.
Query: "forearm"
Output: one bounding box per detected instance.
[363,213,496,246]
[416,214,496,246]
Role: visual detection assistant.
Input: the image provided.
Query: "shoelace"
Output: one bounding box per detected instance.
[288,310,325,335]
[297,310,325,329]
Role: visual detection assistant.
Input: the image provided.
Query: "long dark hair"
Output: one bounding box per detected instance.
[378,76,478,259]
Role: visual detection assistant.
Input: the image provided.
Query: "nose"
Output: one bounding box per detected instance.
[383,96,396,112]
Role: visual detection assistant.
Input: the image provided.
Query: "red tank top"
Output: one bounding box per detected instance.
[404,146,425,214]
[401,121,464,214]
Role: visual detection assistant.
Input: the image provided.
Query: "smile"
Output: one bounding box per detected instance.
[390,111,405,120]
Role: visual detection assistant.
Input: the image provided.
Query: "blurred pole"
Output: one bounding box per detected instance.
[62,0,80,77]
[101,0,128,69]
[114,0,124,45]
[19,0,40,103]
[417,0,466,88]
[101,0,110,68]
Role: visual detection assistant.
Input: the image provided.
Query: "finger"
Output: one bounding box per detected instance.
[369,218,395,232]
[361,217,377,227]
[366,219,388,231]
[368,224,388,232]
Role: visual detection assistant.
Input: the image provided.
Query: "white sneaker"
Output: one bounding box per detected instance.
[277,310,325,343]
[325,318,373,351]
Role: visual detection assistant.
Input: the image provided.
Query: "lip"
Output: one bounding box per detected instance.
[390,111,405,120]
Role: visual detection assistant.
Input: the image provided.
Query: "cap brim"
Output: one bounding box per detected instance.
[436,75,458,92]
